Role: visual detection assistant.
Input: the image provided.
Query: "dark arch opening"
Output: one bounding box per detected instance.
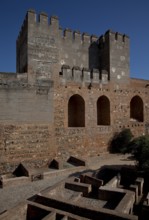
[130,96,144,122]
[68,94,85,127]
[97,95,110,125]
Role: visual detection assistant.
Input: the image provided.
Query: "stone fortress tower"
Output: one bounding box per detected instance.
[0,9,149,172]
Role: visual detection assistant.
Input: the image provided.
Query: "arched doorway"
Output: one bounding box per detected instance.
[68,94,85,127]
[130,96,143,122]
[97,95,110,125]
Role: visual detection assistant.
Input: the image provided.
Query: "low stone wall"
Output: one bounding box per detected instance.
[98,186,135,214]
[65,181,91,196]
[0,164,86,188]
[67,156,86,166]
[0,202,27,220]
[28,194,138,220]
[0,175,30,188]
[43,166,85,179]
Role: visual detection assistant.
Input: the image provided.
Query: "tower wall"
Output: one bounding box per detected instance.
[59,30,99,70]
[17,10,100,84]
[16,15,28,73]
[98,30,130,84]
[27,10,60,83]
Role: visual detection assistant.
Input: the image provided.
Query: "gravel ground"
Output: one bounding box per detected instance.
[0,175,67,213]
[0,153,135,214]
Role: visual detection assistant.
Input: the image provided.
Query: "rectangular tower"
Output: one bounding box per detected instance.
[16,10,60,83]
[98,30,130,84]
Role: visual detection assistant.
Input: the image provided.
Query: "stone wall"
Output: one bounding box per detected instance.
[0,123,55,173]
[1,71,148,171]
[0,86,54,123]
[0,75,55,172]
[53,79,148,160]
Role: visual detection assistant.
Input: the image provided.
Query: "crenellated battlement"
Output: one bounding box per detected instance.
[60,65,108,85]
[114,30,129,43]
[26,9,56,25]
[63,28,73,39]
[39,12,48,25]
[17,10,99,47]
[82,33,90,44]
[17,10,59,41]
[98,29,129,45]
[62,29,97,45]
[73,31,81,41]
[17,9,130,50]
[91,35,98,43]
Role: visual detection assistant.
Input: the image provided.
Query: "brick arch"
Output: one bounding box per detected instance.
[97,95,110,125]
[130,95,144,122]
[68,94,85,127]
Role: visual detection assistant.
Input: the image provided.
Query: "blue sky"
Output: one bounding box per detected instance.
[0,0,149,79]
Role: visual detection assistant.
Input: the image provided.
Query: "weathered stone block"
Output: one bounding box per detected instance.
[67,156,86,166]
[65,181,91,196]
[48,159,63,170]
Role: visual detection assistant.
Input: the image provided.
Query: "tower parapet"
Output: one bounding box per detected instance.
[50,15,59,28]
[107,30,129,43]
[17,10,60,42]
[82,68,91,83]
[25,9,60,27]
[91,35,98,43]
[92,68,100,84]
[60,66,103,86]
[82,33,90,44]
[39,12,48,25]
[61,65,87,85]
[103,29,129,44]
[27,9,36,23]
[64,28,73,39]
[73,31,81,42]
[61,65,72,82]
[72,66,82,83]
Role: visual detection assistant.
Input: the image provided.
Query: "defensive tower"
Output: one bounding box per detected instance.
[98,30,130,84]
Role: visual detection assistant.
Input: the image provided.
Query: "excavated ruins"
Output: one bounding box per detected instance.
[0,155,149,220]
